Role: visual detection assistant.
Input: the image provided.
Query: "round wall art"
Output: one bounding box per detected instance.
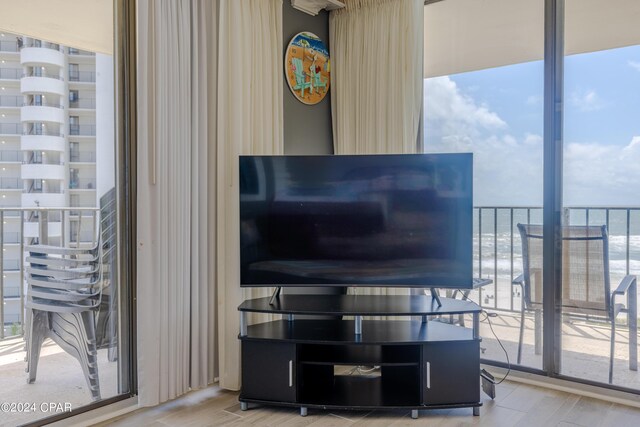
[285,32,330,105]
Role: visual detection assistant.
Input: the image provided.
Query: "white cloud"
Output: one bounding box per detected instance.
[526,95,541,106]
[569,89,605,112]
[629,60,640,72]
[424,76,640,206]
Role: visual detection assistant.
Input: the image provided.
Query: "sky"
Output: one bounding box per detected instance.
[423,45,640,207]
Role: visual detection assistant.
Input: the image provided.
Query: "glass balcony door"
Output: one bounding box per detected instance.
[558,0,640,390]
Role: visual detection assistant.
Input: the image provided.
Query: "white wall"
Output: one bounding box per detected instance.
[95,53,114,201]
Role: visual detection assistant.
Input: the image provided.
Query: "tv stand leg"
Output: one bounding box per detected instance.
[355,315,362,335]
[430,288,442,308]
[411,409,418,419]
[269,287,282,306]
[473,406,480,416]
[300,407,308,417]
[240,402,248,411]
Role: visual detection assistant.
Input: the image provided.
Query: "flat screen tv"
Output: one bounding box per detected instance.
[239,153,473,288]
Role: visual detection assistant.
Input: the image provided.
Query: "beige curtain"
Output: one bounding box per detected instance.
[217,0,284,391]
[137,0,283,403]
[330,0,423,155]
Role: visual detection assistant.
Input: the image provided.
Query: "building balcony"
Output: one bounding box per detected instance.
[21,105,65,124]
[0,123,20,135]
[0,95,20,107]
[68,71,96,83]
[0,40,18,53]
[0,177,21,189]
[69,124,96,137]
[20,76,65,97]
[21,134,65,152]
[20,46,65,68]
[21,163,65,181]
[69,151,96,163]
[69,178,96,190]
[0,68,21,81]
[0,150,21,162]
[69,98,96,109]
[21,192,65,207]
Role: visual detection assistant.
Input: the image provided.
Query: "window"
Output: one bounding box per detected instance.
[69,115,79,135]
[68,63,79,81]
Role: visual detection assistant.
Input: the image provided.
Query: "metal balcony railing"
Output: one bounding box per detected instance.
[68,71,96,83]
[0,151,21,162]
[0,68,21,80]
[474,206,640,317]
[0,207,100,339]
[69,98,96,109]
[69,178,96,189]
[22,72,63,80]
[69,151,96,162]
[0,123,20,135]
[0,95,21,107]
[0,40,18,52]
[23,99,64,108]
[68,48,95,56]
[21,42,62,52]
[69,124,96,136]
[0,177,21,188]
[24,127,63,137]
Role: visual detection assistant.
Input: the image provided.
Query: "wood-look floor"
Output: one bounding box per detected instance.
[93,381,640,427]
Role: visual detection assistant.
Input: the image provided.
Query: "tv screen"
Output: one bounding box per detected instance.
[239,154,473,288]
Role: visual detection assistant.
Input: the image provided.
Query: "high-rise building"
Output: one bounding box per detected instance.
[0,32,108,329]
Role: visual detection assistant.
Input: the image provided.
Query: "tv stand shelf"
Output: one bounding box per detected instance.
[238,294,482,419]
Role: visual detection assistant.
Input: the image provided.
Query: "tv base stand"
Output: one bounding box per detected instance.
[238,294,482,419]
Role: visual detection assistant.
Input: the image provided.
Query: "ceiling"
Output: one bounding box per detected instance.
[0,0,113,55]
[424,0,640,78]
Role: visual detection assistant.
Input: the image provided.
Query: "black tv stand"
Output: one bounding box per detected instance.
[238,294,482,419]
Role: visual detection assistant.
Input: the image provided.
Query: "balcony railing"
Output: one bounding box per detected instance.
[21,42,62,52]
[0,177,21,188]
[0,207,100,339]
[67,48,95,56]
[24,127,63,137]
[69,178,96,189]
[68,71,96,83]
[69,98,96,109]
[0,40,18,52]
[70,151,96,162]
[0,68,21,80]
[69,124,96,136]
[22,72,63,80]
[0,151,21,162]
[0,123,20,135]
[474,206,640,315]
[0,95,20,107]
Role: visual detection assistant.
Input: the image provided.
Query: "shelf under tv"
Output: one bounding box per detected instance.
[238,294,482,419]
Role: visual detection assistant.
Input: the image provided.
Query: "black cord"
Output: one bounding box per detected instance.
[481,309,511,384]
[450,289,511,384]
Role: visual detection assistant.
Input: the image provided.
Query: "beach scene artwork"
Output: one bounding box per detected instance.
[285,32,330,105]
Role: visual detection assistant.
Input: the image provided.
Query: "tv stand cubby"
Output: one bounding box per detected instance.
[238,294,482,419]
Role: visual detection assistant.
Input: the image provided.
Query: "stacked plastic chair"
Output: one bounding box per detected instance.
[24,188,116,401]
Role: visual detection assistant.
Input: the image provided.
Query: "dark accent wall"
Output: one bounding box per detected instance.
[283,2,333,155]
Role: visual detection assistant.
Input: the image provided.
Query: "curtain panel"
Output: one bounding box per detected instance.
[137,0,283,406]
[329,0,424,155]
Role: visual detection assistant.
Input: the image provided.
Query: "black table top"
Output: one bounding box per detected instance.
[238,294,481,316]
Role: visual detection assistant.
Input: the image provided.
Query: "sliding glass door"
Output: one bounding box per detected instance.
[559,0,640,390]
